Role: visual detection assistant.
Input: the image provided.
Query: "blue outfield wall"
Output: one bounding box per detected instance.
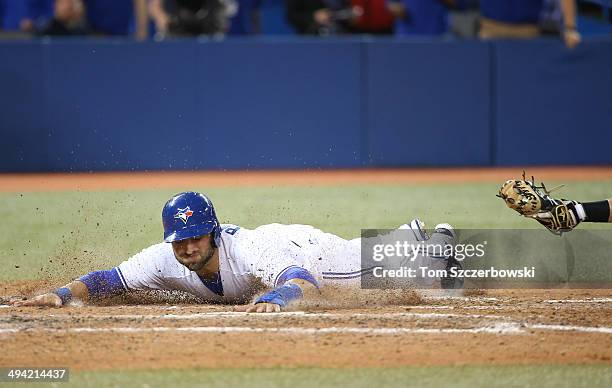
[0,37,610,172]
[495,39,612,166]
[366,40,491,167]
[0,42,46,171]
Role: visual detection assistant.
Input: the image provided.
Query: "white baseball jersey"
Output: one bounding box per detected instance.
[116,224,365,303]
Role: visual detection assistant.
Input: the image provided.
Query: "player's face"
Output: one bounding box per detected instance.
[171,234,216,272]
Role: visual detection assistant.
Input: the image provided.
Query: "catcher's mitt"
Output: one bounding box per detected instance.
[497,172,580,235]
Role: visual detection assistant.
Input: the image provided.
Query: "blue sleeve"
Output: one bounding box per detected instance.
[78,267,128,299]
[255,283,303,307]
[256,266,319,307]
[276,266,319,288]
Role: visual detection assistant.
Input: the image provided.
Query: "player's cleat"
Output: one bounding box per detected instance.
[400,218,430,241]
[434,223,455,240]
[408,218,429,241]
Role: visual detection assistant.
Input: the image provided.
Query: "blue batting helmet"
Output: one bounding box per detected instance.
[162,192,221,245]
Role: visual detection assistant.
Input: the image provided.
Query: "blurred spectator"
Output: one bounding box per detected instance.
[351,0,394,34]
[0,0,53,33]
[387,0,458,36]
[37,0,87,35]
[85,0,149,40]
[228,0,261,35]
[448,0,479,38]
[479,0,581,48]
[1,0,148,39]
[148,0,232,37]
[22,0,55,33]
[540,0,563,34]
[0,0,27,31]
[285,0,361,35]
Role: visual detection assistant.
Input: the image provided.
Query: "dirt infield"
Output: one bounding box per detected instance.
[2,166,612,192]
[1,288,611,370]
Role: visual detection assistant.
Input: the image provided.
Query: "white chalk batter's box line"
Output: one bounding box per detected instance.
[1,322,612,335]
[424,297,612,303]
[544,298,612,303]
[6,297,610,310]
[1,310,611,336]
[0,311,508,321]
[1,307,609,322]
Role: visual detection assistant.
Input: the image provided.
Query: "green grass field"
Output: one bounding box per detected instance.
[5,365,612,388]
[2,180,611,282]
[55,365,612,388]
[1,180,612,387]
[2,365,610,387]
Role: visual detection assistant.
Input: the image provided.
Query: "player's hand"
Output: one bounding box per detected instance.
[563,29,581,49]
[234,302,281,313]
[10,293,62,308]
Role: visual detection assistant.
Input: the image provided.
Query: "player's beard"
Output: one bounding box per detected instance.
[186,240,215,273]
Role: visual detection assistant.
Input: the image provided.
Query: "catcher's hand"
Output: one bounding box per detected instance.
[497,172,580,235]
[531,202,580,235]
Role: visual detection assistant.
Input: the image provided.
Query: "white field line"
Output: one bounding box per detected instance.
[421,304,612,310]
[425,297,612,304]
[526,324,612,334]
[384,304,610,310]
[413,305,508,310]
[1,304,596,312]
[544,298,612,303]
[0,322,524,335]
[1,322,611,335]
[411,306,453,309]
[28,311,504,320]
[424,296,501,301]
[336,312,505,319]
[1,309,611,335]
[3,298,610,311]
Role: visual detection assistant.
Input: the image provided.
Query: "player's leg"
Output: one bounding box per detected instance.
[403,220,458,288]
[431,223,464,290]
[398,218,430,241]
[310,220,434,284]
[312,219,459,288]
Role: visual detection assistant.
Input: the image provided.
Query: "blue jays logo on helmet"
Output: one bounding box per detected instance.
[174,207,194,224]
[162,192,221,245]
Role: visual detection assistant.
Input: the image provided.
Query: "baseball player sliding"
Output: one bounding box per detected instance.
[12,192,457,312]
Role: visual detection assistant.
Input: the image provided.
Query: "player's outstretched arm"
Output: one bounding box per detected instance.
[236,278,320,313]
[236,266,321,313]
[11,267,128,308]
[11,280,89,307]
